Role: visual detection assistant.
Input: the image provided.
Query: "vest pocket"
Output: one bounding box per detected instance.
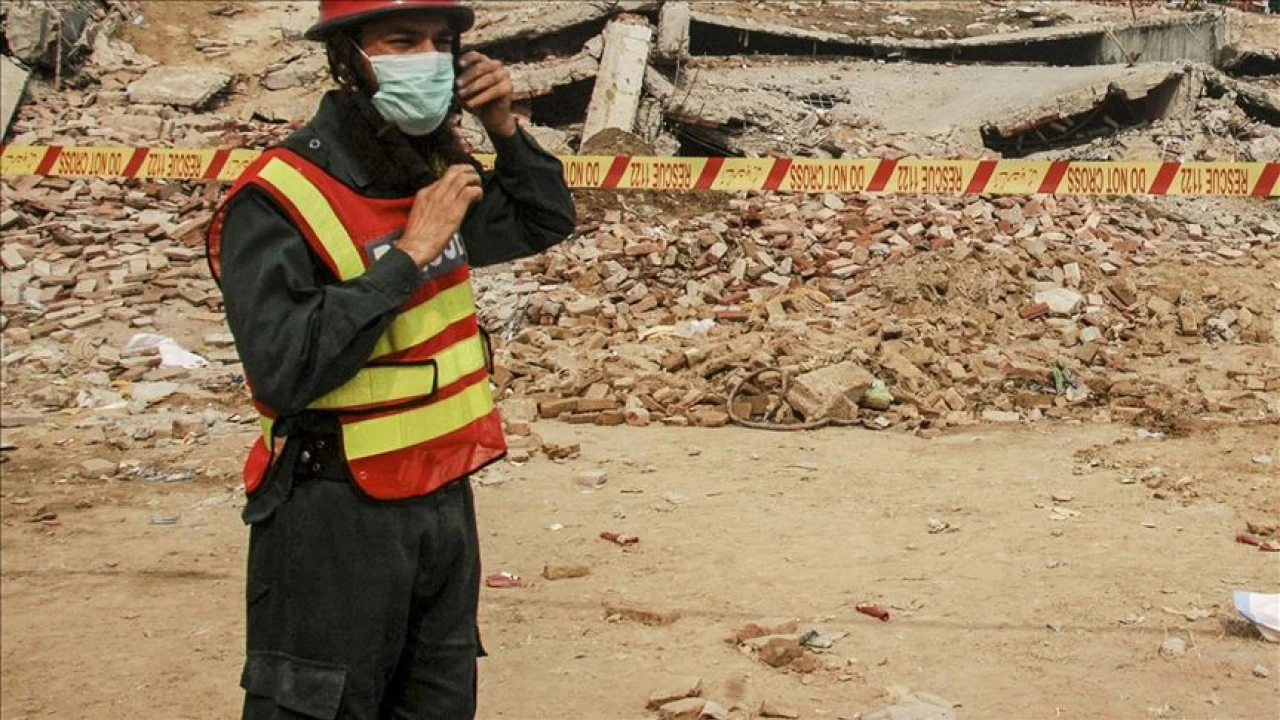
[241,651,347,719]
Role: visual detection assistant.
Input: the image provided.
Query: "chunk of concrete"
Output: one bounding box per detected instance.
[786,362,874,421]
[1,56,31,139]
[128,65,232,109]
[1034,288,1084,317]
[581,17,653,149]
[263,54,326,91]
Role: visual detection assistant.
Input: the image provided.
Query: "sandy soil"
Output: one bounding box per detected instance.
[2,419,1277,720]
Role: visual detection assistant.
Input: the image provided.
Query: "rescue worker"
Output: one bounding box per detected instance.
[205,1,575,717]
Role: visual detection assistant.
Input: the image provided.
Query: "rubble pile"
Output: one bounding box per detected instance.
[1,0,1278,453]
[1059,86,1280,163]
[474,190,1280,439]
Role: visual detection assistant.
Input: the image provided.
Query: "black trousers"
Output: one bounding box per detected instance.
[239,436,483,720]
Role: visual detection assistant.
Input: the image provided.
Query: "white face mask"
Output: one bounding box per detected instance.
[364,51,455,136]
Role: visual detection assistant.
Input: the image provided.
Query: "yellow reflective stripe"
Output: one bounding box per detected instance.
[257,159,366,281]
[341,380,495,461]
[259,416,274,444]
[370,282,476,359]
[309,335,487,411]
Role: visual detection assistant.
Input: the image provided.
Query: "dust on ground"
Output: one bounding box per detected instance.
[2,418,1278,720]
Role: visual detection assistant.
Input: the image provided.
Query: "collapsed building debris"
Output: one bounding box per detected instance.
[0,0,1277,447]
[983,65,1190,157]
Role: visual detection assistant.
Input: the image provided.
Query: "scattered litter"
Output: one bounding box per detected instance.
[148,515,179,526]
[1233,591,1280,642]
[857,602,891,622]
[548,523,565,531]
[124,333,208,369]
[1254,455,1274,466]
[1236,533,1280,552]
[600,531,640,546]
[485,572,523,589]
[1136,429,1165,440]
[798,628,847,650]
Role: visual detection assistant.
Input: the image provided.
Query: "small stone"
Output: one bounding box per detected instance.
[689,409,729,428]
[759,700,801,719]
[663,491,688,506]
[79,457,117,478]
[699,700,729,720]
[1051,492,1075,503]
[1146,295,1175,317]
[565,297,602,316]
[1158,637,1187,660]
[575,470,608,490]
[625,396,651,427]
[130,381,179,405]
[541,564,591,581]
[1034,288,1083,316]
[171,415,205,438]
[647,677,703,710]
[1254,664,1270,679]
[981,410,1021,423]
[757,636,803,668]
[604,601,681,626]
[659,697,707,720]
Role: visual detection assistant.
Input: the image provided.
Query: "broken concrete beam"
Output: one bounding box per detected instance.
[469,1,657,52]
[656,1,691,61]
[510,53,599,101]
[689,10,859,46]
[644,66,676,103]
[1,56,31,140]
[127,65,232,109]
[581,17,654,150]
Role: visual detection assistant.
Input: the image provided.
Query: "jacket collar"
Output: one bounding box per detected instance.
[303,90,438,195]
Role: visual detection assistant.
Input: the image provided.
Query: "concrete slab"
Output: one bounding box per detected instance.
[127,65,231,109]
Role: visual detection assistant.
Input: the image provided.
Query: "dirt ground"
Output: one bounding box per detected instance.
[2,417,1277,719]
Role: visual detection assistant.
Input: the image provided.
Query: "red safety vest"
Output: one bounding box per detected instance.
[208,148,506,500]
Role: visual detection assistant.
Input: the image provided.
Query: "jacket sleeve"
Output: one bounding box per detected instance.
[217,188,423,417]
[461,126,577,268]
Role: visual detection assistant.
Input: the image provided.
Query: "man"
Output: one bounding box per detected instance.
[205,1,575,717]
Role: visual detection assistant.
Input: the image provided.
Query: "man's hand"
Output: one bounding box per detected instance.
[456,51,516,138]
[397,165,483,268]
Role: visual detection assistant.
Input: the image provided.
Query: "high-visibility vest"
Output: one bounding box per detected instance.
[207,148,507,500]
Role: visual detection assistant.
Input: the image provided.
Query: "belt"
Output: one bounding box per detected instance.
[290,433,349,483]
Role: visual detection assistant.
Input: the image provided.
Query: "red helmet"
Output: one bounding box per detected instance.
[306,0,475,40]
